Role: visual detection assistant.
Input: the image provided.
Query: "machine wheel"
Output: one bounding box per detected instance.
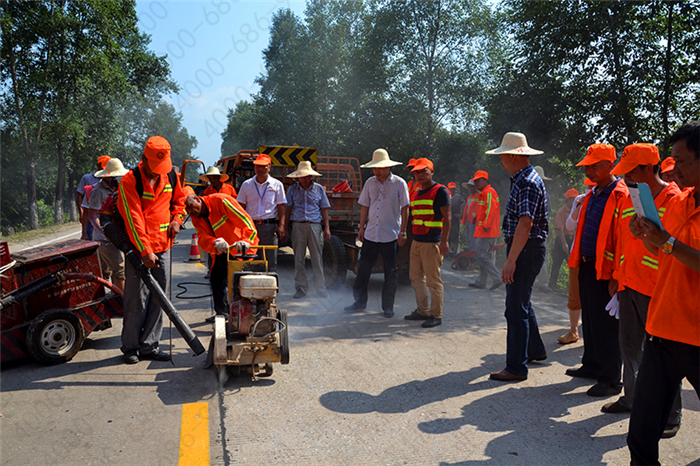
[278,308,290,365]
[323,235,347,288]
[26,309,85,365]
[259,363,274,377]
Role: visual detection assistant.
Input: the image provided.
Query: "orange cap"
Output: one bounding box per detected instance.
[143,136,172,174]
[411,158,433,172]
[566,188,579,198]
[97,155,111,169]
[407,158,418,168]
[253,154,271,166]
[448,182,457,189]
[182,185,195,197]
[470,170,489,182]
[660,157,675,173]
[584,177,596,186]
[576,143,616,166]
[610,143,660,176]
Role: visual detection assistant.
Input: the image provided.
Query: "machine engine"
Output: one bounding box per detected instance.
[230,273,278,337]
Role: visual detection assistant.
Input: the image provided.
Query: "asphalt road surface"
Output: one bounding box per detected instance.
[1,226,698,465]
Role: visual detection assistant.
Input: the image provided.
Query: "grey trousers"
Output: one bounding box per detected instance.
[619,288,682,424]
[474,237,501,286]
[291,222,325,293]
[121,249,170,355]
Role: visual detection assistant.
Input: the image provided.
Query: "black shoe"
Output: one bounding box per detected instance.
[601,400,632,414]
[489,282,503,291]
[205,315,216,323]
[422,317,442,328]
[587,382,622,397]
[468,283,486,289]
[565,366,598,380]
[123,351,139,365]
[293,289,306,299]
[404,310,431,321]
[139,350,171,362]
[661,423,681,439]
[527,353,547,362]
[344,302,366,312]
[383,309,394,318]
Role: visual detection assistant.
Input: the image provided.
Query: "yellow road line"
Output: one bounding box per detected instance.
[178,402,209,466]
[195,263,205,267]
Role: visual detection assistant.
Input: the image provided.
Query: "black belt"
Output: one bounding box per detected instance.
[504,237,545,245]
[581,255,596,263]
[292,221,320,224]
[254,219,278,225]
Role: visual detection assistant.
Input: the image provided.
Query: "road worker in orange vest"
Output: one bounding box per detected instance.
[468,170,502,290]
[404,158,451,328]
[565,143,628,397]
[201,166,237,198]
[460,179,479,252]
[117,136,187,364]
[185,193,259,323]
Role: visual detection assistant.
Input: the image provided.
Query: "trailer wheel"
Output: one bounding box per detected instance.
[26,309,85,365]
[323,235,347,288]
[278,308,290,365]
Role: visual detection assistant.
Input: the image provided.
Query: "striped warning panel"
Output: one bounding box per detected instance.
[1,326,28,362]
[259,145,317,167]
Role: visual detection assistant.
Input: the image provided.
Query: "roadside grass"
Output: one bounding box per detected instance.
[1,221,81,245]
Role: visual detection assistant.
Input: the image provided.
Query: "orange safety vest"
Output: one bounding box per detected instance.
[117,161,186,257]
[191,194,259,257]
[461,193,479,226]
[646,188,700,347]
[474,184,500,238]
[568,179,628,280]
[407,179,421,201]
[203,183,238,198]
[411,183,445,235]
[614,182,681,294]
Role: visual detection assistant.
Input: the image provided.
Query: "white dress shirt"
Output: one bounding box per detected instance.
[359,172,410,243]
[237,175,287,220]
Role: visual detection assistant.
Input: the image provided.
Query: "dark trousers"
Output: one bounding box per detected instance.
[504,239,546,376]
[353,239,398,312]
[548,235,572,288]
[628,337,700,465]
[255,223,278,271]
[578,261,622,385]
[210,253,228,316]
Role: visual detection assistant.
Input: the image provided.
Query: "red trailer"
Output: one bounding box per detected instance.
[0,239,124,365]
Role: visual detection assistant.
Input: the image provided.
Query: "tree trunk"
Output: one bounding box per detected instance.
[608,5,638,145]
[660,1,674,157]
[54,139,65,224]
[25,159,39,229]
[69,169,78,222]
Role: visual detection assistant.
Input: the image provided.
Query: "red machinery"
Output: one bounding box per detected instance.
[0,239,123,365]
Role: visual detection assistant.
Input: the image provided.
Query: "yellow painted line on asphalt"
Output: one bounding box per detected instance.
[195,263,205,267]
[178,402,209,466]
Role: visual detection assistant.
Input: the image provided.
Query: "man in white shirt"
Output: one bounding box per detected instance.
[236,154,287,271]
[344,149,410,317]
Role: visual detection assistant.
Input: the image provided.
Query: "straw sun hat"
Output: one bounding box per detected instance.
[95,158,128,178]
[200,166,230,183]
[486,132,543,156]
[288,161,322,178]
[361,149,403,168]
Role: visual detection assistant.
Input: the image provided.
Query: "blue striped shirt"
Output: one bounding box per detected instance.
[580,178,620,257]
[502,165,549,241]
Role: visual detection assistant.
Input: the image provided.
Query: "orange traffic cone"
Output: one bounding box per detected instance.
[189,234,200,261]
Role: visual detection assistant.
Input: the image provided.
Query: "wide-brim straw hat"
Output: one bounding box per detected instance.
[534,165,552,180]
[200,166,230,183]
[95,158,128,178]
[288,161,322,178]
[361,149,403,168]
[461,180,476,189]
[486,132,543,156]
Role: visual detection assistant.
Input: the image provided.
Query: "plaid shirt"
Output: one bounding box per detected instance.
[502,165,549,241]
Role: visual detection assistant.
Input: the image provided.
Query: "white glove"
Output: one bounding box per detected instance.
[606,293,619,320]
[214,238,229,254]
[233,241,250,254]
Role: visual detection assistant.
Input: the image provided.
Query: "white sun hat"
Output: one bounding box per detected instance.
[486,132,543,156]
[95,158,128,178]
[199,166,230,183]
[288,161,322,178]
[534,166,552,180]
[360,149,403,168]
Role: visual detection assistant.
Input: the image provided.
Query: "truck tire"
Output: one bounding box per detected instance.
[278,308,290,365]
[323,235,347,288]
[26,309,85,365]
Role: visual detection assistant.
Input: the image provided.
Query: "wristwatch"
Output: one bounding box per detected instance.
[662,236,676,255]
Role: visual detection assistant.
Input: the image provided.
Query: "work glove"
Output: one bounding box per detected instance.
[233,241,250,254]
[214,238,229,254]
[606,292,619,320]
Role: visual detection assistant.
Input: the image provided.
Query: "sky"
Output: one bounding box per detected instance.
[135,0,307,169]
